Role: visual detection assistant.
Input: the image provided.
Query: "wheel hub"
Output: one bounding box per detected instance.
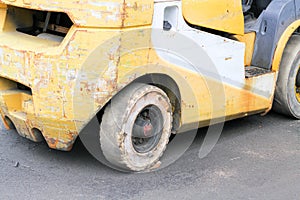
[132,105,163,153]
[132,117,154,138]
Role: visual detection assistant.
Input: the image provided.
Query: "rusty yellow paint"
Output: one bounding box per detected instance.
[272,20,300,71]
[0,0,153,27]
[0,3,6,31]
[235,32,256,66]
[0,24,273,150]
[182,0,244,35]
[117,61,272,132]
[2,92,32,112]
[0,1,274,151]
[114,28,272,130]
[245,71,278,115]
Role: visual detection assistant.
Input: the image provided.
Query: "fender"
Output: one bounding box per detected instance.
[272,20,300,71]
[250,0,300,70]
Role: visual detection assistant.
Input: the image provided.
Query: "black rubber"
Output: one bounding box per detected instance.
[273,35,300,119]
[99,83,172,172]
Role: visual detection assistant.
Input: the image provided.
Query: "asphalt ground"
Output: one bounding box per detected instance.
[0,111,299,200]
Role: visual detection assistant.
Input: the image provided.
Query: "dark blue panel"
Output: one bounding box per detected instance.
[250,0,298,69]
[295,0,300,18]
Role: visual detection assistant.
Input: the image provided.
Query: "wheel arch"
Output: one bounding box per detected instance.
[94,73,182,134]
[272,20,300,72]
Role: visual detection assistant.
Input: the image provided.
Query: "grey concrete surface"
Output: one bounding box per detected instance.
[0,112,299,200]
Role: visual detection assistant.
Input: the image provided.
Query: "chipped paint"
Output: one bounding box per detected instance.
[0,0,278,152]
[182,0,244,35]
[0,0,154,27]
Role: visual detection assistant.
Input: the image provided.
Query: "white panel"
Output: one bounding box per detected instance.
[152,1,246,87]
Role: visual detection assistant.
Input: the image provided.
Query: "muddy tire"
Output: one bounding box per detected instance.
[100,83,172,172]
[273,35,300,119]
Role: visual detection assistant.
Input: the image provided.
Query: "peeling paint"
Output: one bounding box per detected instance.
[0,0,276,152]
[0,0,153,27]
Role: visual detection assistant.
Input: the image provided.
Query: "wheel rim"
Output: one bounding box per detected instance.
[132,105,163,154]
[295,67,300,102]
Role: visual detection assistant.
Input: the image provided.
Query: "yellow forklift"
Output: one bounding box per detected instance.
[0,0,299,171]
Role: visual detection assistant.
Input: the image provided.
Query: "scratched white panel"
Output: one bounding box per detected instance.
[152,1,246,87]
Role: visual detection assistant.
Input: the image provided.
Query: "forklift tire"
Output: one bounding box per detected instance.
[100,83,172,172]
[273,35,300,119]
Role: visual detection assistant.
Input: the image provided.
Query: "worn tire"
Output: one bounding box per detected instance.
[100,83,172,172]
[273,35,300,119]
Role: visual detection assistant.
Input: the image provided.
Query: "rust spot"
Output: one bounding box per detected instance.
[47,137,56,144]
[108,53,115,60]
[133,2,138,11]
[46,137,59,149]
[121,0,127,27]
